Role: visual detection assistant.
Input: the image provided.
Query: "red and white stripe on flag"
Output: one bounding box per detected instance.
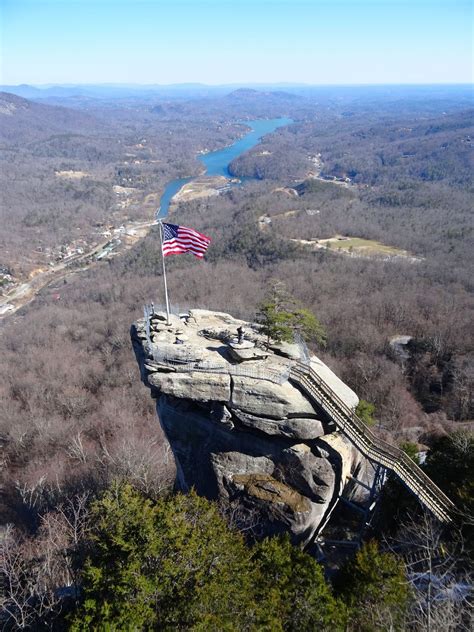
[161,222,211,259]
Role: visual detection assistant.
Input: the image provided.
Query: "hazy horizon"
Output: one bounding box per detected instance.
[1,0,472,86]
[2,81,473,88]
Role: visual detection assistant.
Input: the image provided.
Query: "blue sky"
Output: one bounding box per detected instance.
[1,0,472,85]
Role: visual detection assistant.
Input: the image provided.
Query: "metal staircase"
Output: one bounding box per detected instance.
[290,363,455,523]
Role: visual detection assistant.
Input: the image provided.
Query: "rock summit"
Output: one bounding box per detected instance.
[132,308,370,545]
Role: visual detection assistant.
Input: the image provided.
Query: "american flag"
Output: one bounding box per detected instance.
[161,222,211,259]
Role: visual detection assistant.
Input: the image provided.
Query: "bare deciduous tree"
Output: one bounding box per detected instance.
[1,524,63,629]
[97,434,174,498]
[387,512,473,632]
[0,492,91,629]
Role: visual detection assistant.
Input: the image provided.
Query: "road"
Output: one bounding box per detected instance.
[0,219,157,320]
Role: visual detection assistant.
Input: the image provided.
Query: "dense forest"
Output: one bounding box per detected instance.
[0,91,246,278]
[1,86,473,629]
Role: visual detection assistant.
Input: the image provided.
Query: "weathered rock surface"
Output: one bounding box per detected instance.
[231,409,325,440]
[230,376,316,418]
[132,308,369,545]
[228,343,269,362]
[148,371,231,402]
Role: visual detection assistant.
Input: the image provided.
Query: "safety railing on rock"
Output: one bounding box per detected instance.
[289,362,456,523]
[149,352,291,385]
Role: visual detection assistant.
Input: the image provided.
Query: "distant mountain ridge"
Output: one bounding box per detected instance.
[0,91,103,144]
[225,88,300,101]
[0,83,311,101]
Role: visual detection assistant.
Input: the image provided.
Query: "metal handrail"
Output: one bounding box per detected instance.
[150,353,290,385]
[145,330,455,521]
[290,362,455,523]
[295,368,452,517]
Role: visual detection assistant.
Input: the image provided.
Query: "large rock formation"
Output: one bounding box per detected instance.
[132,308,370,545]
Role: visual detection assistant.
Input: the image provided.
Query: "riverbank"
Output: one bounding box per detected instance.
[1,118,294,321]
[157,117,293,218]
[171,175,232,203]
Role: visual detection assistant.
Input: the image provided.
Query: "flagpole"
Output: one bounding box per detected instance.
[158,220,171,325]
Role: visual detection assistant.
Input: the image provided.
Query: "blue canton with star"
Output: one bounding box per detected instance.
[163,223,179,240]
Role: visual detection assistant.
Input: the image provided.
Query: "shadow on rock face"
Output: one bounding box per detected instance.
[132,308,366,545]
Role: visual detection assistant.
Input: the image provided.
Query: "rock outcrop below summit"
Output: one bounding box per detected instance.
[132,308,368,545]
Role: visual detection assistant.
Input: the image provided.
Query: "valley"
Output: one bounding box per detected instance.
[1,0,472,625]
[0,217,156,317]
[0,87,472,626]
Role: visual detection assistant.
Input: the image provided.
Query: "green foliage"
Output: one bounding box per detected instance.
[257,281,327,347]
[356,400,376,427]
[70,484,350,631]
[335,541,410,631]
[424,431,474,543]
[399,441,420,464]
[292,307,328,346]
[378,432,473,536]
[70,484,258,631]
[257,299,295,344]
[253,535,347,631]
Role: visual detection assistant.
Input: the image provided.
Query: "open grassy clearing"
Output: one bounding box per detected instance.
[288,235,417,259]
[319,235,410,257]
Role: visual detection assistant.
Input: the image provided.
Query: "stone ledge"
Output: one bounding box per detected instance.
[148,371,231,402]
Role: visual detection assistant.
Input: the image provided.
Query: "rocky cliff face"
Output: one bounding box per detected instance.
[132,308,369,545]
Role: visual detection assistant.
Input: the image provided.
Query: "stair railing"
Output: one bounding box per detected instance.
[290,362,455,523]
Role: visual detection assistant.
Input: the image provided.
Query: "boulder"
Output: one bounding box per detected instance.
[230,376,316,418]
[275,444,336,503]
[211,452,317,535]
[232,408,325,440]
[150,341,209,364]
[210,448,338,542]
[132,308,366,545]
[232,473,311,513]
[228,344,269,362]
[269,341,302,360]
[149,371,231,402]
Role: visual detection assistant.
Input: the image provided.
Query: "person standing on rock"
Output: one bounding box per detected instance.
[237,326,245,345]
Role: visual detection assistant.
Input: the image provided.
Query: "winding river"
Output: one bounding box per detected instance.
[0,117,293,320]
[156,117,292,219]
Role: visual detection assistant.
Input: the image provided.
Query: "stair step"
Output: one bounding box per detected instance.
[290,367,454,523]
